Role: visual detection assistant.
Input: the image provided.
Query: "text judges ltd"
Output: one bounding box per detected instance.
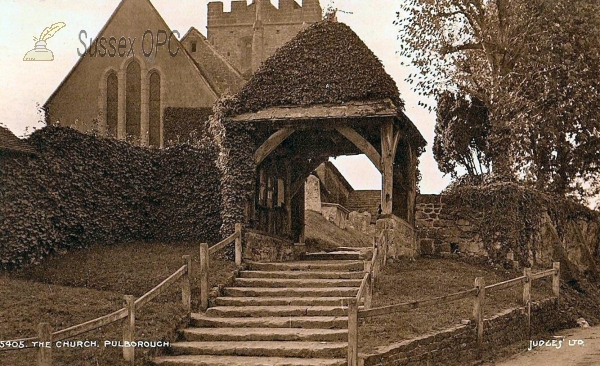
[78,29,180,58]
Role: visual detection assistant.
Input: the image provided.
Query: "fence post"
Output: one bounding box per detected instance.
[123,295,135,364]
[37,322,52,366]
[200,243,209,312]
[235,223,243,266]
[473,277,485,359]
[364,262,373,309]
[182,255,192,315]
[523,268,531,337]
[522,268,531,306]
[347,298,359,366]
[552,262,560,305]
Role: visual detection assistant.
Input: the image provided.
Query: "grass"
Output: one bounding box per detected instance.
[1,241,237,366]
[305,210,372,251]
[359,257,555,354]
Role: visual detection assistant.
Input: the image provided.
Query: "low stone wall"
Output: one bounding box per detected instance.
[376,214,417,258]
[362,298,560,366]
[416,194,484,257]
[322,203,350,229]
[415,193,599,277]
[243,230,295,262]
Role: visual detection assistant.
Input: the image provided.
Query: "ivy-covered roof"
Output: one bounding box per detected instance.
[224,20,404,116]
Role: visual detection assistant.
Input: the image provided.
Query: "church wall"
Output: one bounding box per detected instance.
[46,0,217,144]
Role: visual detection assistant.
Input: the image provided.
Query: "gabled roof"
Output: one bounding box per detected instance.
[181,27,246,96]
[224,20,404,117]
[44,0,219,108]
[0,127,36,155]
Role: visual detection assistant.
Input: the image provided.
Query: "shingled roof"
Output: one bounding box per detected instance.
[224,20,404,116]
[0,126,35,155]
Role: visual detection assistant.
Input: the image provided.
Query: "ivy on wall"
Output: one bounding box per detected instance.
[0,126,221,269]
[444,176,598,271]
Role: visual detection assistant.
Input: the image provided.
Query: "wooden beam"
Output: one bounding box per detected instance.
[381,121,394,215]
[336,127,382,172]
[254,128,295,165]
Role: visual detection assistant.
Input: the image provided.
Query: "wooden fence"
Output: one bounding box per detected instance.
[3,223,243,366]
[348,260,560,366]
[200,223,243,311]
[347,231,388,366]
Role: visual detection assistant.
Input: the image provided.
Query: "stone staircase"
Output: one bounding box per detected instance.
[153,249,364,366]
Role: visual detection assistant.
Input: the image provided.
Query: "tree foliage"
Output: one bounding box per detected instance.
[433,92,490,177]
[397,0,600,197]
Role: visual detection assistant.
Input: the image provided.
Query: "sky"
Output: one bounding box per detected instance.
[0,0,452,193]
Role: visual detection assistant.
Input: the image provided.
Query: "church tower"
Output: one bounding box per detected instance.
[207,0,323,76]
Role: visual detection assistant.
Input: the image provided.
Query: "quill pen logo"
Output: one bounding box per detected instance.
[24,22,66,61]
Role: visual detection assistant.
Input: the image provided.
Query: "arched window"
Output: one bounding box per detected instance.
[149,72,161,147]
[126,60,141,141]
[106,72,118,137]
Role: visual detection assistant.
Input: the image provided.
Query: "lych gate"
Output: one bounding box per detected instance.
[217,20,426,261]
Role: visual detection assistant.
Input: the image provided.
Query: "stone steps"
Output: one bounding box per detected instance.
[153,248,367,366]
[239,270,364,279]
[181,328,347,342]
[302,251,361,261]
[223,286,358,297]
[205,305,350,318]
[234,278,363,288]
[214,296,356,307]
[190,314,348,329]
[153,355,346,366]
[169,341,347,358]
[246,260,363,271]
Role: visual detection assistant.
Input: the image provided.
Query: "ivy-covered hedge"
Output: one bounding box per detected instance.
[0,126,221,269]
[163,107,213,146]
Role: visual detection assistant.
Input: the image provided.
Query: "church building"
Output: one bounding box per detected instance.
[44,0,323,147]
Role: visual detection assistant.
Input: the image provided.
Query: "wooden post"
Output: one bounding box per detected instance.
[364,262,373,309]
[553,262,560,305]
[200,243,209,312]
[182,255,192,315]
[522,268,531,306]
[523,268,531,337]
[123,295,135,364]
[347,298,359,366]
[37,322,52,366]
[235,223,243,266]
[380,121,394,215]
[473,277,485,358]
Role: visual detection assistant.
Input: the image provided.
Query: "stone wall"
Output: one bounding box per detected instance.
[415,193,600,277]
[244,230,296,262]
[376,214,417,258]
[362,298,561,366]
[416,194,484,257]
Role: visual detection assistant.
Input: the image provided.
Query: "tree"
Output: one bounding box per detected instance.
[397,0,600,197]
[433,92,490,177]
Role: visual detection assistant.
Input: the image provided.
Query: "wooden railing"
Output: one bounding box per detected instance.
[199,223,243,311]
[347,231,388,366]
[347,261,560,366]
[4,223,245,366]
[3,255,192,366]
